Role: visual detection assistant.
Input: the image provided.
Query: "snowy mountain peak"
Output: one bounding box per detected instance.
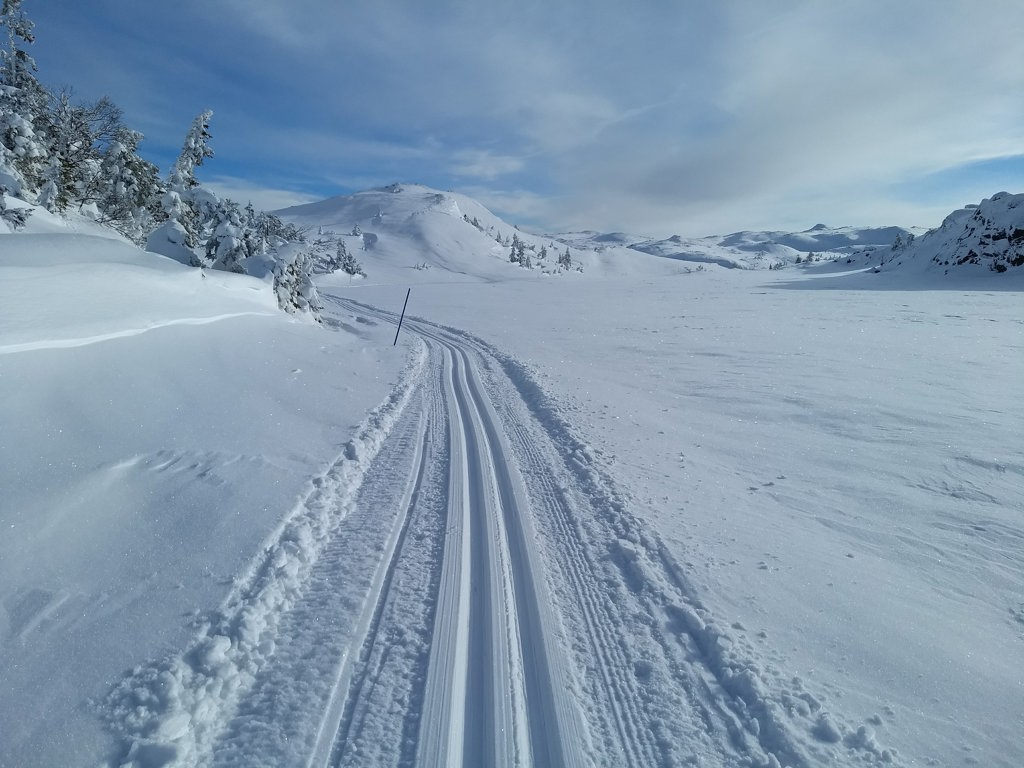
[276,185,692,281]
[275,184,531,279]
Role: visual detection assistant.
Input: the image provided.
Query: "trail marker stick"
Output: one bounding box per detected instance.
[393,288,411,346]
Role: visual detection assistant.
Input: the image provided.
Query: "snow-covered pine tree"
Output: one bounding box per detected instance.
[558,246,572,269]
[0,189,29,228]
[34,152,60,209]
[37,91,96,212]
[510,233,522,264]
[304,233,337,273]
[148,110,214,264]
[274,247,322,320]
[171,110,213,192]
[97,127,163,243]
[205,199,247,273]
[337,239,364,276]
[255,210,303,249]
[240,202,266,261]
[0,0,50,197]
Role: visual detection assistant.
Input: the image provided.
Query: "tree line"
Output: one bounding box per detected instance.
[0,1,352,317]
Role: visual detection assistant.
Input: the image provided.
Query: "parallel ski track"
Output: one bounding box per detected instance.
[412,330,584,768]
[333,298,665,764]
[107,293,829,767]
[326,296,662,767]
[328,296,793,767]
[319,295,589,767]
[308,409,431,768]
[327,364,450,768]
[209,385,436,767]
[211,293,808,768]
[406,320,661,768]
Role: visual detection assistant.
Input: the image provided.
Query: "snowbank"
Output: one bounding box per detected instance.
[0,230,410,765]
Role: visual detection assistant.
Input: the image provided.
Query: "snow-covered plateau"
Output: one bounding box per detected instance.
[1,186,1022,768]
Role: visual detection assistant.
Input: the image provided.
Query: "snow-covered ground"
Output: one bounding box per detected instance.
[0,225,409,765]
[339,264,1023,767]
[1,192,1022,767]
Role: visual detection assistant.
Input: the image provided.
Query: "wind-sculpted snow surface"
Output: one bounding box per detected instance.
[101,291,908,767]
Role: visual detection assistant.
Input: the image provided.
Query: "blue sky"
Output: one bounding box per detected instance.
[28,0,1024,237]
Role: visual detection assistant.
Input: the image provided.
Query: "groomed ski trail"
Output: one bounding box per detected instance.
[103,294,901,768]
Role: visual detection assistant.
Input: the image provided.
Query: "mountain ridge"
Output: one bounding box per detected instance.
[276,183,1024,281]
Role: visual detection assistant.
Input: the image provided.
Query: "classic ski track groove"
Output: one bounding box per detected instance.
[207,388,432,767]
[501,416,658,766]
[307,409,431,768]
[331,297,796,766]
[414,333,581,767]
[331,298,674,767]
[328,357,450,768]
[415,323,661,768]
[206,294,816,767]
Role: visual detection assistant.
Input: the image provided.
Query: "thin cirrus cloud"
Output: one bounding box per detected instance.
[543,1,1024,234]
[202,176,321,214]
[451,150,526,181]
[25,0,1024,236]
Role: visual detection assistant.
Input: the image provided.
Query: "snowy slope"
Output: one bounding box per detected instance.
[277,183,513,277]
[874,191,1024,276]
[0,220,409,766]
[276,183,699,281]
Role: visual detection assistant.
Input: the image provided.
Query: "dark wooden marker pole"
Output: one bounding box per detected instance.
[393,288,411,346]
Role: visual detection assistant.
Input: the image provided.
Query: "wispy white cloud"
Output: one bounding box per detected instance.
[451,150,525,180]
[457,185,553,229]
[201,176,321,213]
[536,0,1024,234]
[28,0,1024,236]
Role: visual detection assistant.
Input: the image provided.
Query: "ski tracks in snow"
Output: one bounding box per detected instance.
[101,296,900,767]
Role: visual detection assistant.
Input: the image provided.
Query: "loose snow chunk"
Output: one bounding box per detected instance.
[123,739,182,768]
[812,712,843,743]
[198,634,233,672]
[153,712,192,742]
[610,538,648,592]
[235,605,269,648]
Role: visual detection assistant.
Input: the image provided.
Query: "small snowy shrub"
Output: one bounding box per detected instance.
[0,194,30,229]
[274,249,322,320]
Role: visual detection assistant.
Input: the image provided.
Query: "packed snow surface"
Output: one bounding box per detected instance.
[1,189,1022,768]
